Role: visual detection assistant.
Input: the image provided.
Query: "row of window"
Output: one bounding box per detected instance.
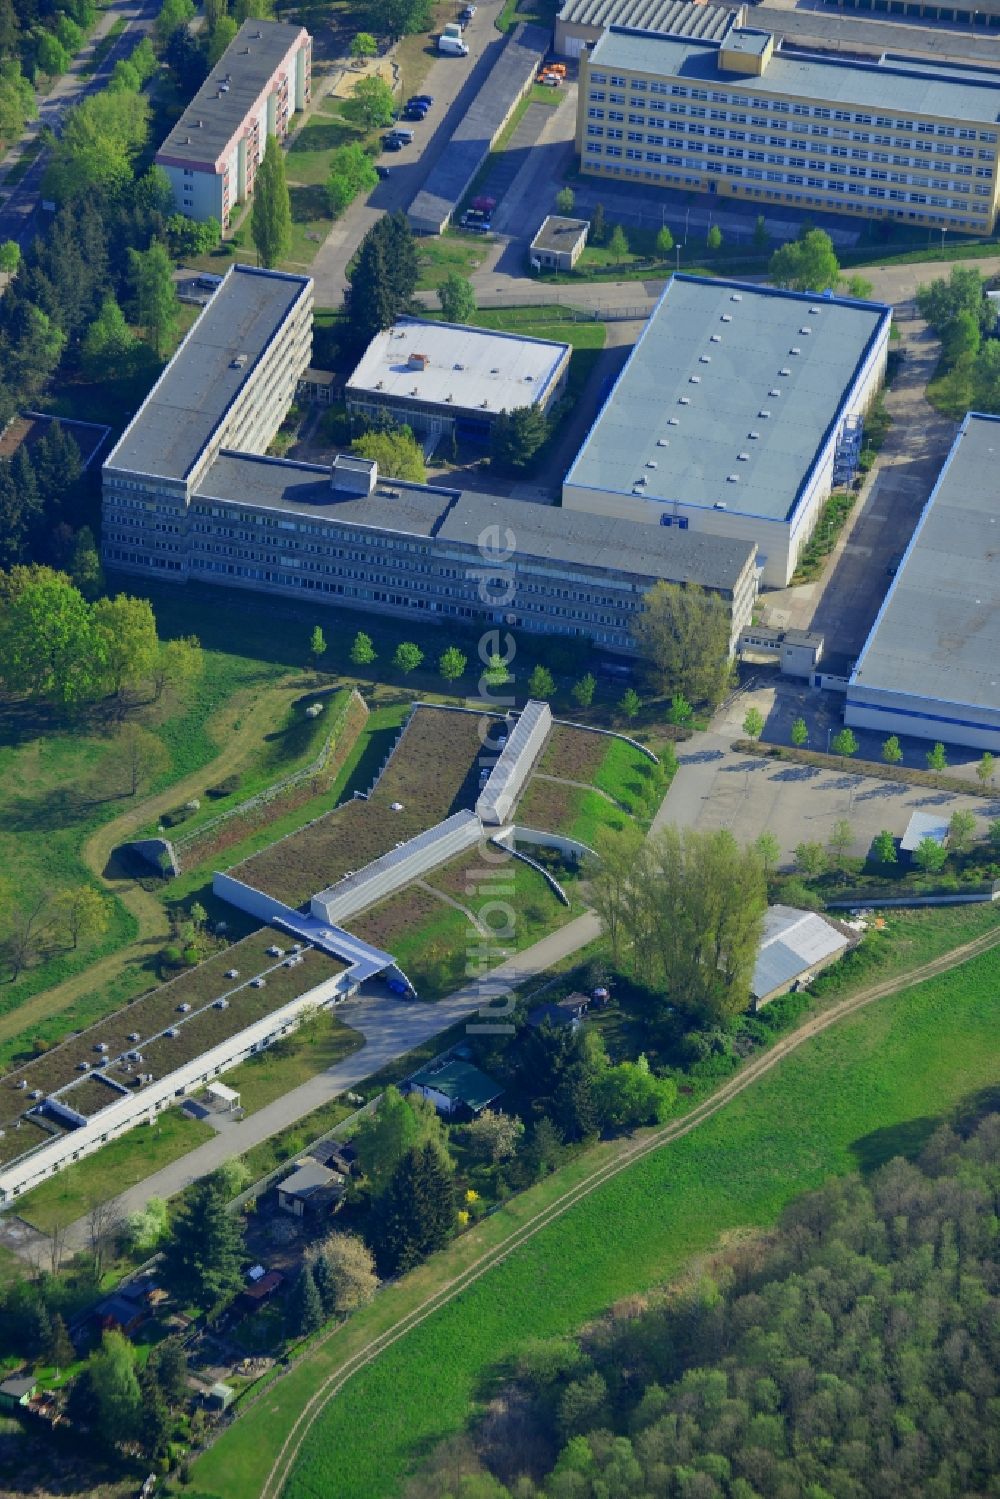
[586,73,997,141]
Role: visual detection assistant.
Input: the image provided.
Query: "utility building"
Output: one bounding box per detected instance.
[576,24,1000,234]
[156,19,311,227]
[563,275,889,587]
[846,413,1000,752]
[345,317,571,442]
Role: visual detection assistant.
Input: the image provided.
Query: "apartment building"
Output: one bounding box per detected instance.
[563,276,890,588]
[155,19,311,227]
[576,25,1000,232]
[103,264,313,564]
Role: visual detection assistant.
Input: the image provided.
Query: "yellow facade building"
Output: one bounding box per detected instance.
[576,26,1000,232]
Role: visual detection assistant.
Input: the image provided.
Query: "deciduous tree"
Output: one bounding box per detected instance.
[947,808,976,852]
[354,1086,449,1194]
[251,133,291,269]
[350,30,377,58]
[882,734,903,765]
[754,831,780,876]
[351,425,426,481]
[327,141,378,216]
[608,223,628,264]
[464,1109,524,1163]
[632,581,731,708]
[742,706,764,742]
[831,727,859,759]
[88,1331,142,1448]
[393,640,423,675]
[572,673,596,709]
[871,829,897,866]
[706,224,722,252]
[655,225,673,257]
[618,687,640,721]
[312,1232,378,1314]
[128,239,180,358]
[438,272,476,324]
[926,740,948,771]
[439,645,467,684]
[92,592,159,698]
[310,624,327,665]
[913,835,947,873]
[53,885,110,949]
[827,818,854,871]
[769,228,840,292]
[350,73,396,129]
[976,750,995,790]
[790,717,808,748]
[528,664,555,700]
[350,630,377,673]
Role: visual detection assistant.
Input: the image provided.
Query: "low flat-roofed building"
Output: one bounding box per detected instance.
[900,810,950,852]
[555,0,738,56]
[155,19,311,226]
[530,215,590,271]
[563,275,889,587]
[846,413,1000,752]
[345,317,571,441]
[575,25,1000,235]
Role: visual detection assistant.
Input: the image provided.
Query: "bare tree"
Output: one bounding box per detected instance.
[48,1220,70,1277]
[3,894,51,982]
[88,1197,124,1281]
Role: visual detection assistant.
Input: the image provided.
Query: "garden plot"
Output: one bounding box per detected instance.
[1,930,340,1132]
[231,707,493,909]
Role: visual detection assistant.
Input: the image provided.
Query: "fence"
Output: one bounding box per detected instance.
[226,1095,381,1215]
[471,292,657,323]
[173,690,366,860]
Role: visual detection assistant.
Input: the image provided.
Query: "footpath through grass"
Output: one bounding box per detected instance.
[191,918,1000,1499]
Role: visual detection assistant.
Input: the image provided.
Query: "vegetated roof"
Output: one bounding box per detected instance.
[407,1056,502,1111]
[850,414,1000,716]
[192,454,757,590]
[557,0,733,39]
[752,904,850,999]
[106,265,311,484]
[157,20,307,167]
[564,275,889,524]
[588,25,1000,122]
[900,811,950,852]
[530,215,591,254]
[345,317,571,418]
[407,23,549,233]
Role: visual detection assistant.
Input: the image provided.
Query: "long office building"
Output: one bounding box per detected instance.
[155,19,311,226]
[563,276,890,588]
[845,413,1000,751]
[101,266,757,652]
[575,25,1000,232]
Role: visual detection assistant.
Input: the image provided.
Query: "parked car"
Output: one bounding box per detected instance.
[438,33,469,54]
[402,103,427,121]
[375,164,390,178]
[408,93,434,107]
[537,72,561,86]
[391,126,415,143]
[471,195,496,213]
[460,3,476,18]
[382,134,404,151]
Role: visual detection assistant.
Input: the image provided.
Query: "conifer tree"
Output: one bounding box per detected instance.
[251,134,291,269]
[371,1142,457,1275]
[286,1261,324,1338]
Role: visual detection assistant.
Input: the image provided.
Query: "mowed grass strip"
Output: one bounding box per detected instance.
[191,941,1000,1499]
[16,1110,213,1235]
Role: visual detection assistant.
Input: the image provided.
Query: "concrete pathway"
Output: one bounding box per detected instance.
[44,910,600,1258]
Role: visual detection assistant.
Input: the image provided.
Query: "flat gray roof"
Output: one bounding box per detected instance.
[408,23,548,234]
[557,0,733,38]
[753,904,848,998]
[193,451,755,589]
[157,20,306,168]
[106,265,311,483]
[346,317,570,417]
[565,276,889,523]
[850,414,1000,714]
[753,5,1000,65]
[531,215,590,254]
[588,26,1000,122]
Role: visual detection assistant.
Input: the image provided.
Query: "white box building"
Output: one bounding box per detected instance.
[155,19,311,227]
[563,276,890,588]
[846,413,1000,752]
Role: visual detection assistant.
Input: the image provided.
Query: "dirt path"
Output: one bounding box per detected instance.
[0,676,306,1050]
[251,920,1000,1499]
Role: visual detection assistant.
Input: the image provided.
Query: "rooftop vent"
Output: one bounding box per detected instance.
[809,306,820,314]
[721,314,732,323]
[178,1002,191,1013]
[30,1089,42,1099]
[525,374,534,382]
[634,475,648,486]
[214,998,229,1010]
[331,453,377,496]
[727,474,739,483]
[730,293,742,302]
[646,459,657,468]
[678,396,690,405]
[78,1060,90,1071]
[410,387,419,396]
[714,501,727,510]
[445,393,453,402]
[656,437,670,447]
[749,430,760,439]
[453,362,464,370]
[490,367,500,375]
[225,969,238,980]
[667,416,679,426]
[15,1079,26,1090]
[408,351,429,370]
[689,376,701,385]
[790,347,801,356]
[267,945,283,957]
[737,451,750,461]
[699,355,711,364]
[768,388,780,397]
[230,354,248,369]
[710,333,721,343]
[779,367,791,376]
[95,1041,108,1053]
[251,977,266,989]
[128,1032,140,1043]
[759,409,771,418]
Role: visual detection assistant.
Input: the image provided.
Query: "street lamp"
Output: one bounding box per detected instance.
[675,243,680,275]
[684,206,691,245]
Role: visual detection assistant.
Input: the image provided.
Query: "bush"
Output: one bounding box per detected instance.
[182,945,200,965]
[206,773,242,799]
[162,944,183,966]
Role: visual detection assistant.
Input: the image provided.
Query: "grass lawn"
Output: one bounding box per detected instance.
[15,1109,213,1234]
[286,104,365,188]
[416,232,491,291]
[517,775,630,846]
[191,937,1000,1499]
[220,1010,363,1115]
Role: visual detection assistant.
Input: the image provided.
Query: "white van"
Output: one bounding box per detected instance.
[439,33,469,53]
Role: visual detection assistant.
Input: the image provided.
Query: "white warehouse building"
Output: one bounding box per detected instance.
[155,19,311,227]
[846,412,1000,752]
[562,276,891,587]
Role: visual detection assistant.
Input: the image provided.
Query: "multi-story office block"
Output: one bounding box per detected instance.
[563,276,890,588]
[576,25,1000,232]
[155,19,311,227]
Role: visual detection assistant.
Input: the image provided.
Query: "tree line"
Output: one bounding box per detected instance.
[407,1111,1000,1499]
[0,0,97,131]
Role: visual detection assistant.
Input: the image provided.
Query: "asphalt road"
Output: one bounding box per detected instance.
[0,0,162,248]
